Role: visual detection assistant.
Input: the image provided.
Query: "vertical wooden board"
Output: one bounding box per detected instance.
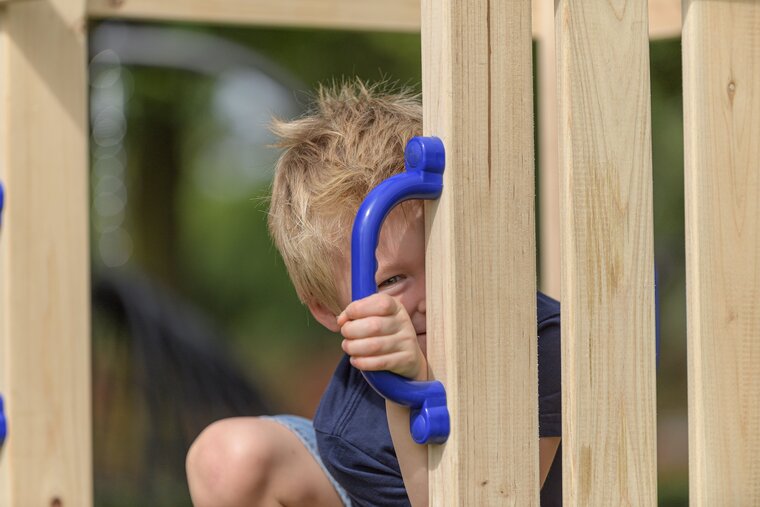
[556,0,657,504]
[682,2,760,504]
[535,0,560,300]
[0,10,8,505]
[0,0,92,505]
[423,0,539,504]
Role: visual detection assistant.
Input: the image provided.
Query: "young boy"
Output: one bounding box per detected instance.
[186,81,562,506]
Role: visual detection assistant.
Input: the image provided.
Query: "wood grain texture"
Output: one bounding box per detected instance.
[87,0,420,32]
[555,0,658,504]
[534,0,561,300]
[533,0,679,301]
[682,1,760,504]
[422,0,539,504]
[87,0,680,38]
[0,0,92,505]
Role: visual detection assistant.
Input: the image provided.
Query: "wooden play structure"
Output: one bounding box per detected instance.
[0,0,757,505]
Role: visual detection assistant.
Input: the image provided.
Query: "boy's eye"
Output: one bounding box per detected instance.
[378,275,405,289]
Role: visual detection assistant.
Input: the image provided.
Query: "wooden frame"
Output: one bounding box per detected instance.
[86,0,682,39]
[0,0,91,505]
[1,0,756,504]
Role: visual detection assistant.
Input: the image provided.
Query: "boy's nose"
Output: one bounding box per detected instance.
[418,298,426,314]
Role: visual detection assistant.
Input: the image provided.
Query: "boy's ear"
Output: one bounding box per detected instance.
[307,301,340,333]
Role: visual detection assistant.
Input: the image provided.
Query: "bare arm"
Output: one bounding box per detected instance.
[539,436,561,486]
[386,400,429,507]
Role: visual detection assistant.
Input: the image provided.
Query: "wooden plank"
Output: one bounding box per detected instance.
[0,0,92,505]
[682,1,760,504]
[87,0,421,32]
[534,0,560,299]
[87,0,679,38]
[423,0,538,504]
[531,0,680,301]
[555,0,658,504]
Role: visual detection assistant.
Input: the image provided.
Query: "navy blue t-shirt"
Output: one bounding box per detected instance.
[314,292,562,506]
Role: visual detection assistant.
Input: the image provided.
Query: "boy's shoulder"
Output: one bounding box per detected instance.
[313,354,395,453]
[313,355,409,505]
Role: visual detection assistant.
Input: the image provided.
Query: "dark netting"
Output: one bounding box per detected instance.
[93,270,273,506]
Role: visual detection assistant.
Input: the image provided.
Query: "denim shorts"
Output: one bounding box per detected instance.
[263,414,351,506]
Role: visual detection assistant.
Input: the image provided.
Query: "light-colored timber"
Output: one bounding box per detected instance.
[683,1,760,504]
[86,0,681,39]
[534,0,560,299]
[556,0,658,504]
[87,0,420,32]
[0,0,92,505]
[423,0,539,504]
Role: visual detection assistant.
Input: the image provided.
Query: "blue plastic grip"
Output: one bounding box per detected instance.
[351,136,450,444]
[0,186,5,445]
[0,395,6,446]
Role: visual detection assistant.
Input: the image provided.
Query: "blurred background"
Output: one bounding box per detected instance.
[88,21,687,506]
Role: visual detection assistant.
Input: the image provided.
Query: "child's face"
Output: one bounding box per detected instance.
[334,204,428,353]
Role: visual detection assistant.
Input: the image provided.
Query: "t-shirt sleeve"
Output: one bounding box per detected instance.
[537,294,562,438]
[316,431,411,507]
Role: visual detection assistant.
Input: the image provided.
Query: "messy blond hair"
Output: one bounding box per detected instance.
[268,80,422,314]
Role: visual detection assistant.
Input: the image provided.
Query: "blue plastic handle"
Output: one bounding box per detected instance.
[0,185,5,446]
[351,136,450,444]
[0,395,6,446]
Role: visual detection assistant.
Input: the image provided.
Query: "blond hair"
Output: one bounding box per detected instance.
[268,80,422,314]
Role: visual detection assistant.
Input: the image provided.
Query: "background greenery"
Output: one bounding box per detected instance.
[90,22,687,506]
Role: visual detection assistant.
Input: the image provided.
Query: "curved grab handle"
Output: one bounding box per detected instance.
[351,136,450,444]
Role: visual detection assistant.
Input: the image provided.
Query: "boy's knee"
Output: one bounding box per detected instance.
[186,418,279,507]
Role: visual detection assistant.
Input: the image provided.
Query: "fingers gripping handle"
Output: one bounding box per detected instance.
[350,136,450,444]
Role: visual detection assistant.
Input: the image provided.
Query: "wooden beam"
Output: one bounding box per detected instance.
[423,0,538,504]
[682,1,760,504]
[556,0,658,504]
[0,0,92,505]
[87,0,420,32]
[534,0,560,299]
[87,0,680,39]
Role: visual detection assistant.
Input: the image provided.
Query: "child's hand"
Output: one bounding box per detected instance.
[337,293,427,381]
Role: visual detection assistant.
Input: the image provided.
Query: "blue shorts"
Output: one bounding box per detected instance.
[263,415,351,506]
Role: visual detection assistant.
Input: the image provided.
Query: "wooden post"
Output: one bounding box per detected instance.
[0,0,92,505]
[556,0,658,504]
[423,0,539,504]
[682,1,760,504]
[534,0,560,300]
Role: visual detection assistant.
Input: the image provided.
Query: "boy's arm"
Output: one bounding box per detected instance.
[387,401,429,506]
[540,436,561,486]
